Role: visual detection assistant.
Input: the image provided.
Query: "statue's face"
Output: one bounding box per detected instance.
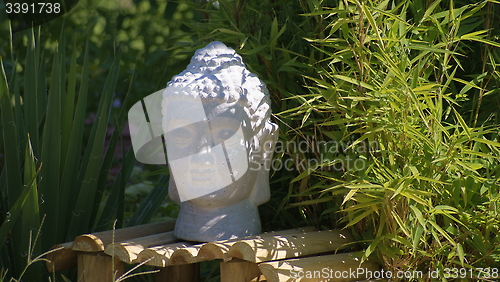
[163,91,262,205]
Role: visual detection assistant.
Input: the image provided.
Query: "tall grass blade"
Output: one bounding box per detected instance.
[21,135,41,281]
[39,46,62,250]
[58,40,90,241]
[68,49,122,236]
[24,29,39,155]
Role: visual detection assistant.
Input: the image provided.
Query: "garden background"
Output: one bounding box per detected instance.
[0,0,499,281]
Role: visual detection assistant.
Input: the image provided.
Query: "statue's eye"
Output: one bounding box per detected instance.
[216,129,236,142]
[172,128,193,146]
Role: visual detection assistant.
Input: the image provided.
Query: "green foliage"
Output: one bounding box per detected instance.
[0,27,132,280]
[187,0,500,279]
[59,0,196,109]
[0,0,498,281]
[0,0,196,280]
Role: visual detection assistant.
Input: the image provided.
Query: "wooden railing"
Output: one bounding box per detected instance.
[46,220,381,282]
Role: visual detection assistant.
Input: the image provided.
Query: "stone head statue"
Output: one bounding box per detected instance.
[128,41,278,242]
[162,41,278,241]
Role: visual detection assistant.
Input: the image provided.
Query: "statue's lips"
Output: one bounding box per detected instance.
[191,168,217,184]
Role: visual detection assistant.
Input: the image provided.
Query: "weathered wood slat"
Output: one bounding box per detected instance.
[78,252,125,282]
[137,226,319,267]
[169,245,202,265]
[137,242,193,267]
[220,258,261,282]
[196,241,227,261]
[258,252,380,282]
[72,220,176,252]
[104,231,177,264]
[46,241,77,272]
[227,229,354,263]
[49,224,377,282]
[197,226,319,263]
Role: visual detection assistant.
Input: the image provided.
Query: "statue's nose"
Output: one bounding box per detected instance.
[191,136,215,166]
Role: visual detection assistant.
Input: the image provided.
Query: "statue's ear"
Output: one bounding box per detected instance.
[249,122,279,205]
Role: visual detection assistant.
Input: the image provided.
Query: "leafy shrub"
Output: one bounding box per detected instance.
[186,0,500,279]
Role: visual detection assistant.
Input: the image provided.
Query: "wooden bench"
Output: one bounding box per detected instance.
[46,220,382,281]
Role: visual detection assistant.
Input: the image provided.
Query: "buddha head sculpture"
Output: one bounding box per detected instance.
[160,41,278,241]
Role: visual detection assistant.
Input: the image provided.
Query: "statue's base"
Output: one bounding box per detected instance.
[174,199,261,242]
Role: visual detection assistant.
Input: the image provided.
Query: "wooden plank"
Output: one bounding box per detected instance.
[154,263,200,282]
[72,220,176,252]
[137,242,193,267]
[104,231,177,264]
[197,227,318,263]
[226,229,354,263]
[258,252,379,282]
[46,241,77,272]
[196,242,228,261]
[77,252,125,282]
[140,227,317,266]
[220,258,261,282]
[169,246,202,265]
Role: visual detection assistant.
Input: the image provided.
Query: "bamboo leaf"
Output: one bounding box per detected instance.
[342,189,358,205]
[270,17,278,53]
[364,236,383,259]
[429,221,456,246]
[408,43,461,55]
[345,184,383,189]
[270,17,286,54]
[420,0,442,23]
[457,243,465,266]
[332,75,375,91]
[409,205,427,229]
[345,208,373,228]
[290,164,317,183]
[472,137,500,148]
[217,28,245,37]
[361,4,384,48]
[461,35,500,48]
